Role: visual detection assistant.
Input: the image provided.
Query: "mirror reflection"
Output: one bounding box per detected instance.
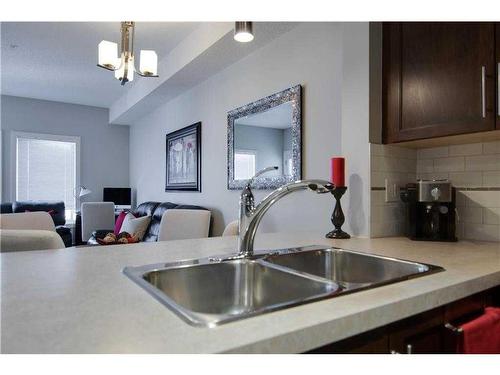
[227,84,301,190]
[233,101,293,180]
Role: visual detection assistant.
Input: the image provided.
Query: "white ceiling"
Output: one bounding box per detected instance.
[0,22,199,108]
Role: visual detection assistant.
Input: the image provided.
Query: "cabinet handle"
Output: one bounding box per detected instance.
[390,344,413,354]
[481,66,486,118]
[497,63,499,117]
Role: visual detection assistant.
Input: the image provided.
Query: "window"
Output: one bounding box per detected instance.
[283,150,293,176]
[234,150,256,180]
[13,132,80,222]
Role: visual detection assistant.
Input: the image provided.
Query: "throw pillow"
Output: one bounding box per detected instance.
[114,210,134,235]
[120,213,151,241]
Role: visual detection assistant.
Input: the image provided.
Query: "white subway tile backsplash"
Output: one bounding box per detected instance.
[460,190,500,208]
[371,142,500,241]
[416,159,434,173]
[457,206,482,224]
[416,172,449,181]
[370,176,407,238]
[370,143,385,156]
[371,191,387,206]
[483,141,500,155]
[400,158,416,172]
[456,222,465,239]
[465,155,500,171]
[483,171,500,187]
[372,156,415,173]
[371,172,386,188]
[449,143,482,156]
[370,220,402,238]
[417,146,449,159]
[483,207,500,225]
[370,143,417,159]
[434,157,465,172]
[448,172,482,188]
[371,171,411,188]
[372,204,404,224]
[371,156,384,172]
[407,173,417,181]
[455,191,467,207]
[464,224,500,242]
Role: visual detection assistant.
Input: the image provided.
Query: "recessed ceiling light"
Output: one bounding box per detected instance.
[234,22,254,43]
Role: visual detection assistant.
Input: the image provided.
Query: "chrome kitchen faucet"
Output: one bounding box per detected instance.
[237,166,335,258]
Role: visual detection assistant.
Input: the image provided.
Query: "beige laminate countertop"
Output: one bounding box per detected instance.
[1,232,500,353]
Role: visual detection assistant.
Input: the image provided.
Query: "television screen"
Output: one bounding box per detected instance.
[103,188,131,206]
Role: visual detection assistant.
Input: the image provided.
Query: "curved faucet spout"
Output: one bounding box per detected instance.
[246,166,278,188]
[238,179,335,257]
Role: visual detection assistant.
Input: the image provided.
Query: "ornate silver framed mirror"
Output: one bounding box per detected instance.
[227,84,302,190]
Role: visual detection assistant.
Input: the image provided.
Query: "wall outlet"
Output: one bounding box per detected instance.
[385,178,400,202]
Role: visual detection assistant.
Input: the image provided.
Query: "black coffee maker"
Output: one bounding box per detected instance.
[400,180,457,242]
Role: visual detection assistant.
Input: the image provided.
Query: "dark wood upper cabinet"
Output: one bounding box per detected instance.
[383,22,496,143]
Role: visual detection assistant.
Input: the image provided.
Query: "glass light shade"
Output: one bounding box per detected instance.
[234,31,254,42]
[139,50,158,76]
[234,22,254,43]
[114,54,134,83]
[98,40,118,69]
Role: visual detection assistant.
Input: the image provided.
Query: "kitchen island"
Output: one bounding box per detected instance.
[1,232,499,353]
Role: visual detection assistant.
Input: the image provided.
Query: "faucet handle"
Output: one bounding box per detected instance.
[246,166,279,188]
[307,181,335,193]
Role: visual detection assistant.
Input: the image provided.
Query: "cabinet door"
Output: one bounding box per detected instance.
[384,22,496,143]
[307,328,389,354]
[388,308,444,354]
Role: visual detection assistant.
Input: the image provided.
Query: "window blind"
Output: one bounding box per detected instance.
[16,137,77,218]
[234,151,256,180]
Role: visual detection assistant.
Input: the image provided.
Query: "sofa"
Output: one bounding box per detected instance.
[84,201,211,245]
[135,201,210,241]
[1,201,73,247]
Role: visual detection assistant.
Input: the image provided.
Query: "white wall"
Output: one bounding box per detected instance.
[130,23,371,237]
[1,95,130,203]
[341,23,371,237]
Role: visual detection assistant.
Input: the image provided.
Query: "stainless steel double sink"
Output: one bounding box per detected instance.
[123,246,443,327]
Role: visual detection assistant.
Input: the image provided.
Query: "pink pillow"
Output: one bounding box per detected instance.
[115,211,135,235]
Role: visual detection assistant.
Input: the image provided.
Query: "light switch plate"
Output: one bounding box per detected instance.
[385,178,400,202]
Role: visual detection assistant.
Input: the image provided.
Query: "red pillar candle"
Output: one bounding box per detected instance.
[330,157,345,187]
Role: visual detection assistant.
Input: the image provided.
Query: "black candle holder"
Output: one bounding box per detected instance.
[326,186,351,239]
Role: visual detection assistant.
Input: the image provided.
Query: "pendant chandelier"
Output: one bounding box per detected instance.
[97,22,158,86]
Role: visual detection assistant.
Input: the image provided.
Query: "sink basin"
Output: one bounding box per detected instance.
[123,246,443,327]
[123,258,339,327]
[263,247,442,290]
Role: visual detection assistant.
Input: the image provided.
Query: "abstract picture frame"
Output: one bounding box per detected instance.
[165,122,201,192]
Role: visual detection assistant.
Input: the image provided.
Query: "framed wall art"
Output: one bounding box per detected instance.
[165,122,201,192]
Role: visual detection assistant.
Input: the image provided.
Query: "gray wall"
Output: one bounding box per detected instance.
[234,125,284,176]
[129,23,371,236]
[341,23,371,237]
[1,95,130,203]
